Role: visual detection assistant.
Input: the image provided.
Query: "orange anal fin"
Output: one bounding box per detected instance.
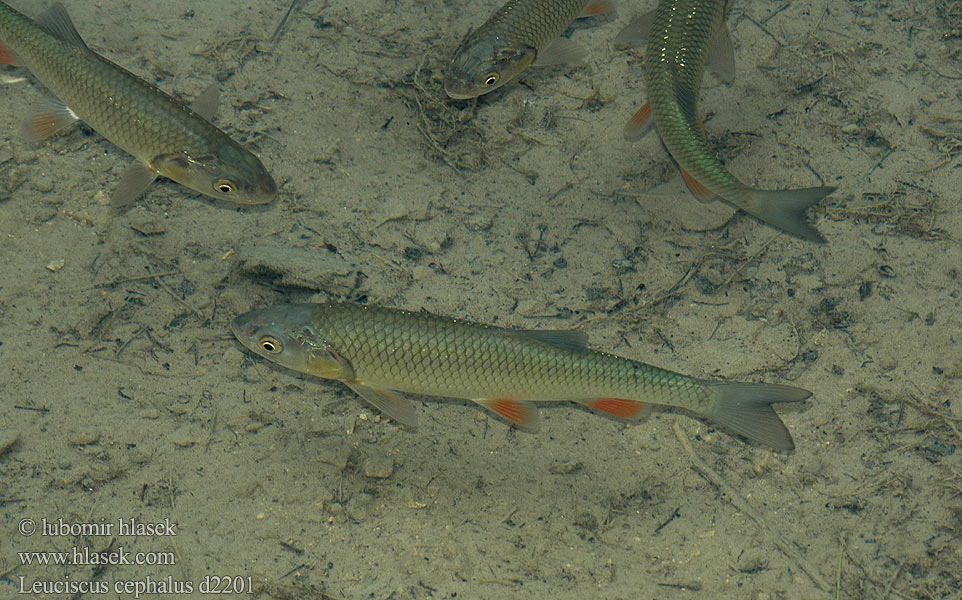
[624,102,653,141]
[580,0,616,17]
[24,96,78,141]
[681,169,718,204]
[0,42,20,66]
[475,397,540,430]
[28,112,69,139]
[582,398,646,420]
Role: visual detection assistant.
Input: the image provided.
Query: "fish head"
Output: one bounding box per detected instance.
[153,142,277,205]
[231,304,348,379]
[443,35,537,99]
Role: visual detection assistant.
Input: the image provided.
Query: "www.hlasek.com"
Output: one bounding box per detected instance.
[15,517,253,596]
[19,545,175,567]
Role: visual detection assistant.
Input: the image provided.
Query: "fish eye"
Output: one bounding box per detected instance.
[215,180,236,194]
[259,336,283,354]
[483,73,499,86]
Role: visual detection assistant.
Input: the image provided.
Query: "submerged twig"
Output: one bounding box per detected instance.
[270,0,303,43]
[673,424,831,591]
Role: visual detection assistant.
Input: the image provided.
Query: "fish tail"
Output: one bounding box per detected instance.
[701,382,811,451]
[746,186,835,243]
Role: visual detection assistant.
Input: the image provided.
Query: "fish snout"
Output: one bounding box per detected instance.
[235,172,278,205]
[230,312,258,342]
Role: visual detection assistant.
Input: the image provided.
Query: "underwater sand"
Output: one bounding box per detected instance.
[1,0,960,597]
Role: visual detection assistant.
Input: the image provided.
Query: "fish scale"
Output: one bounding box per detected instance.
[644,0,740,199]
[481,0,588,52]
[232,303,810,450]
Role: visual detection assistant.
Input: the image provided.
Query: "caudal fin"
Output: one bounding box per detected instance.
[748,186,835,243]
[703,382,811,451]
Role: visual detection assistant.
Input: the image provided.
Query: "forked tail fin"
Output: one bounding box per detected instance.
[703,382,811,451]
[747,187,835,243]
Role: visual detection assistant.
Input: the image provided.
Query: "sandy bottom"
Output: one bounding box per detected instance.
[2,0,961,598]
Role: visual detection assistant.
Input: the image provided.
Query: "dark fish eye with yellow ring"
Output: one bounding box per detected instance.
[259,336,283,354]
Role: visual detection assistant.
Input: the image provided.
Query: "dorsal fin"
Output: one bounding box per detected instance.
[37,3,91,53]
[503,329,588,353]
[190,84,220,121]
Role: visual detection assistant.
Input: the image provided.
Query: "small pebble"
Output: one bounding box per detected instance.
[130,218,166,236]
[346,493,375,519]
[548,460,584,475]
[0,428,19,456]
[33,176,54,193]
[363,451,395,479]
[465,215,493,232]
[68,426,100,446]
[45,258,65,272]
[411,265,433,282]
[170,425,199,447]
[515,299,540,316]
[317,438,353,470]
[841,123,859,135]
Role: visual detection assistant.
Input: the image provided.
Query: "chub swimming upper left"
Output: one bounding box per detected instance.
[0,1,277,206]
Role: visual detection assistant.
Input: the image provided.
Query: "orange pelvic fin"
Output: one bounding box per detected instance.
[580,0,616,18]
[581,398,647,419]
[474,397,540,431]
[624,102,653,141]
[0,42,20,66]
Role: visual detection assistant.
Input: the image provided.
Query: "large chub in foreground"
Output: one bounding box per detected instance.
[232,303,810,451]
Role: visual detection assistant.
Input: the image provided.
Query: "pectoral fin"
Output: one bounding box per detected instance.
[473,397,540,430]
[534,39,586,66]
[111,162,158,209]
[614,10,656,48]
[343,380,418,427]
[707,24,735,83]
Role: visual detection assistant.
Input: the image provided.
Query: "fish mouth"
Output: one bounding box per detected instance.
[443,84,477,100]
[234,177,279,205]
[229,312,255,342]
